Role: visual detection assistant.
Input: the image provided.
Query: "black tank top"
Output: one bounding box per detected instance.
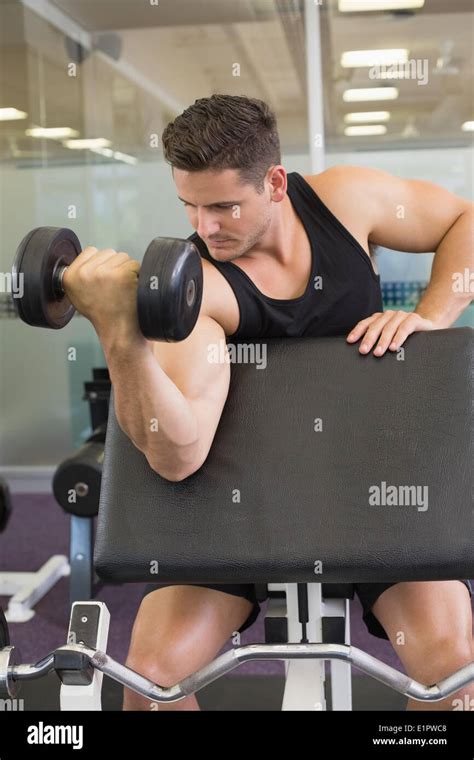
[187,172,383,340]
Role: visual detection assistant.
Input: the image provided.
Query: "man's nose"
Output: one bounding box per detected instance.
[196,210,220,239]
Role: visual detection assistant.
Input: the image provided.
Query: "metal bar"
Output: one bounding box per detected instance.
[9,643,474,704]
[69,517,93,605]
[304,0,325,172]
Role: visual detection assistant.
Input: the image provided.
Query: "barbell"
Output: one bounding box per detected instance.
[1,601,473,703]
[11,227,203,341]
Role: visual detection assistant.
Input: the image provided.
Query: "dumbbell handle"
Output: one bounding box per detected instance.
[53,262,197,310]
[53,265,68,297]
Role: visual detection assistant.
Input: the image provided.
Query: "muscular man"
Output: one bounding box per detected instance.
[64,94,473,711]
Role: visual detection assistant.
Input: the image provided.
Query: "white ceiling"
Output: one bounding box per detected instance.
[49,0,474,30]
[0,0,472,166]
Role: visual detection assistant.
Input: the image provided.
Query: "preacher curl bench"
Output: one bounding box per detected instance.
[2,328,473,710]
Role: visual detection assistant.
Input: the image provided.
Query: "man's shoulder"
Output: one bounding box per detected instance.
[303,164,372,191]
[303,164,383,212]
[301,166,376,258]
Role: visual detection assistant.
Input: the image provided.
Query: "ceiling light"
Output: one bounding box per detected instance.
[339,0,424,11]
[113,151,138,165]
[89,146,115,157]
[344,111,391,123]
[0,108,28,121]
[341,49,408,68]
[63,138,111,150]
[343,88,399,102]
[461,121,474,132]
[345,125,388,136]
[26,127,79,139]
[89,146,137,164]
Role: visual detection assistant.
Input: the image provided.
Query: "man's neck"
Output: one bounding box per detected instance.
[243,194,300,268]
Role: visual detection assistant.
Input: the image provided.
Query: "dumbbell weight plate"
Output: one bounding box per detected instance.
[137,238,203,341]
[0,478,12,533]
[12,227,81,328]
[0,607,9,648]
[0,608,19,699]
[0,646,20,698]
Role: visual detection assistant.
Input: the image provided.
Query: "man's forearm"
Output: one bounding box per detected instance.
[415,208,474,328]
[98,328,200,480]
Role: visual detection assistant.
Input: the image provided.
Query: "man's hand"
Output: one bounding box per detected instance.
[63,246,142,337]
[346,310,436,356]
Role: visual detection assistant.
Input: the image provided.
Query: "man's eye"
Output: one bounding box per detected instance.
[183,204,232,210]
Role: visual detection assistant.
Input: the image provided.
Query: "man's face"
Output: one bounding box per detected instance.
[173,167,273,261]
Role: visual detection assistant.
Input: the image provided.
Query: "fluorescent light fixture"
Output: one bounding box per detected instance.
[344,111,391,123]
[113,151,138,165]
[341,49,408,68]
[89,146,137,164]
[89,146,115,157]
[63,137,112,149]
[345,125,388,136]
[461,121,474,132]
[343,87,399,102]
[0,108,28,121]
[26,126,79,139]
[339,0,424,11]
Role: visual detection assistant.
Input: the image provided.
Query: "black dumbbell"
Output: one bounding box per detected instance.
[11,227,203,341]
[0,607,9,648]
[0,479,12,534]
[53,424,106,518]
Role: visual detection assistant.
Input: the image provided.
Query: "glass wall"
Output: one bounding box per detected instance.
[318,0,473,305]
[0,0,472,475]
[0,0,310,468]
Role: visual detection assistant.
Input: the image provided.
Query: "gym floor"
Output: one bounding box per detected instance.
[3,492,468,711]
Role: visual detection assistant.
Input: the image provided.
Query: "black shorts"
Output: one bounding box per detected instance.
[142,580,472,640]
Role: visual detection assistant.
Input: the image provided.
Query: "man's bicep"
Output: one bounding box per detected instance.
[150,314,230,402]
[150,315,231,470]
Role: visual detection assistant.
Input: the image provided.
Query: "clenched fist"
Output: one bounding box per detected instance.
[62,246,141,335]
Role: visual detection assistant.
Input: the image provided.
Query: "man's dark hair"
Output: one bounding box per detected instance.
[162,94,281,193]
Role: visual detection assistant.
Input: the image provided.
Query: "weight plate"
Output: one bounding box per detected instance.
[137,238,203,341]
[12,227,81,329]
[0,478,12,533]
[0,646,20,698]
[0,607,9,648]
[0,609,19,699]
